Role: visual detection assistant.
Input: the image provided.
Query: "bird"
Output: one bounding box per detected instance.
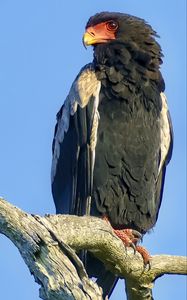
[51,12,173,298]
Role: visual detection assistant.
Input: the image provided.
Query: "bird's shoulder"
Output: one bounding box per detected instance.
[57,63,100,120]
[54,63,101,140]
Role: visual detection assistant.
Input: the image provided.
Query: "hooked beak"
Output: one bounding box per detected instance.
[82,33,90,49]
[82,31,101,48]
[82,25,116,48]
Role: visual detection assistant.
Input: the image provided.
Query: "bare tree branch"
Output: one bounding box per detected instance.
[0,197,186,300]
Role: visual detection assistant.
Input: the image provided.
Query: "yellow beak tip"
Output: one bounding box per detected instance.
[83,32,94,47]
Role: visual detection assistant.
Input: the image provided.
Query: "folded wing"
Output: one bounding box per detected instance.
[51,64,101,215]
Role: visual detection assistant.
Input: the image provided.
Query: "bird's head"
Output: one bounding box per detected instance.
[83,16,118,47]
[83,12,163,87]
[83,11,159,50]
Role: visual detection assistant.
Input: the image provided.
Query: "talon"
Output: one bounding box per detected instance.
[129,242,136,254]
[102,216,150,266]
[145,260,151,271]
[131,230,142,240]
[136,245,152,268]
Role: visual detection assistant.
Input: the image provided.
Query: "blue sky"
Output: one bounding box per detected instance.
[0,1,186,299]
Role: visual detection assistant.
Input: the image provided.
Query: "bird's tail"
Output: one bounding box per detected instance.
[85,252,118,298]
[96,269,118,298]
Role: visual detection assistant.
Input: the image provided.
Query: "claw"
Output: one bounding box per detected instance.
[102,215,151,267]
[136,245,152,268]
[131,230,142,240]
[129,242,136,254]
[144,260,151,271]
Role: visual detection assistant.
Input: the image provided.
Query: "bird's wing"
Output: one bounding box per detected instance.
[158,92,173,174]
[51,63,101,215]
[153,92,173,223]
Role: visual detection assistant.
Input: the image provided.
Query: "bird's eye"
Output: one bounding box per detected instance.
[106,20,118,31]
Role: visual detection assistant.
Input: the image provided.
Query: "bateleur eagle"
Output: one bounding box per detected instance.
[51,12,173,298]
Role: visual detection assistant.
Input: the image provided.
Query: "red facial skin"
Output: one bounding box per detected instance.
[83,20,118,46]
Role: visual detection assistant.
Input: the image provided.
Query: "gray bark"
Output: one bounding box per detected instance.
[0,197,186,300]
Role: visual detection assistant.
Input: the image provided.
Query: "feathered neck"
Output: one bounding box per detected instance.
[93,39,165,92]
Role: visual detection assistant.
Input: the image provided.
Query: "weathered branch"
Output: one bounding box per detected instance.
[0,197,186,300]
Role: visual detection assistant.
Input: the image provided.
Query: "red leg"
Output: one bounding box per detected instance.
[113,228,141,253]
[102,215,151,267]
[136,245,152,268]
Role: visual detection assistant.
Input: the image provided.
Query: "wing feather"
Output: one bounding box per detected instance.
[51,64,101,215]
[158,92,173,174]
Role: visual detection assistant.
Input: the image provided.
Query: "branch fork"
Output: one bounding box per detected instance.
[0,197,186,300]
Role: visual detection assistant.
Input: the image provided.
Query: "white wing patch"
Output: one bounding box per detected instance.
[51,64,101,182]
[158,92,172,174]
[90,84,100,151]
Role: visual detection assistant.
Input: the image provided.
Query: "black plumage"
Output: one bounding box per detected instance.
[51,12,173,298]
